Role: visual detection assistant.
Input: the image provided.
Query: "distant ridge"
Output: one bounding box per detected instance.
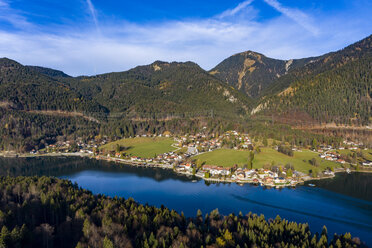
[0,35,371,152]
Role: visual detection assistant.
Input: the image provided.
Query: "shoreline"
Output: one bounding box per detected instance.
[2,152,370,187]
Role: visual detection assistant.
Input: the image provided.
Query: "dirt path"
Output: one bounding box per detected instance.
[27,110,100,123]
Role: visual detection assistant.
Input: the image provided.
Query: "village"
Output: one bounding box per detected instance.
[7,129,370,188]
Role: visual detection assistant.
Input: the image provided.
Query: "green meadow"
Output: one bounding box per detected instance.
[194,148,341,173]
[100,137,175,158]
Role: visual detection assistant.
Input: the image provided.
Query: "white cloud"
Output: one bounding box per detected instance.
[0,0,34,30]
[86,0,99,33]
[263,0,319,35]
[217,0,254,18]
[0,0,370,76]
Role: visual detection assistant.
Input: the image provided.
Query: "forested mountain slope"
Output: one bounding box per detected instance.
[0,35,371,151]
[69,61,251,119]
[0,58,251,119]
[253,35,372,125]
[0,59,252,151]
[0,58,105,113]
[209,51,313,97]
[26,65,71,78]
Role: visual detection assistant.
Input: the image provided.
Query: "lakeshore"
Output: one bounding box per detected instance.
[2,155,370,245]
[0,155,371,245]
[0,150,366,188]
[1,130,370,188]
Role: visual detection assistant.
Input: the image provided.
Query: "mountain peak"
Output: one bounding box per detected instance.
[26,66,71,78]
[0,57,22,69]
[210,50,287,97]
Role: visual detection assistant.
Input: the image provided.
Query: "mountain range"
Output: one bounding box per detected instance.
[0,34,371,150]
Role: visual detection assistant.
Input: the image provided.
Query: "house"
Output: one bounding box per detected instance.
[131,156,139,161]
[244,169,256,178]
[163,131,171,137]
[323,170,335,176]
[362,161,372,166]
[184,163,193,172]
[258,173,266,179]
[202,165,230,176]
[219,168,231,176]
[187,146,198,155]
[274,177,286,184]
[236,172,246,180]
[264,177,274,184]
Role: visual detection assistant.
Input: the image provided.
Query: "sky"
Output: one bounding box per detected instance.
[0,0,371,76]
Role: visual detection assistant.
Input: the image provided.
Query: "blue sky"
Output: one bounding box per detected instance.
[0,0,371,76]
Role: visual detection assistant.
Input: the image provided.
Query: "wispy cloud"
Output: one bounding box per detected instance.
[0,0,34,30]
[86,0,99,33]
[217,0,254,18]
[0,0,7,7]
[0,0,370,76]
[263,0,319,35]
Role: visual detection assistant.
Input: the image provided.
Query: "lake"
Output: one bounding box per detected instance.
[0,156,371,245]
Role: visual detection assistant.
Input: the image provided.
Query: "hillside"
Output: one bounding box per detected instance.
[211,35,372,126]
[0,58,105,113]
[210,51,313,97]
[0,35,371,151]
[254,35,372,126]
[0,59,252,151]
[69,61,252,119]
[26,65,71,78]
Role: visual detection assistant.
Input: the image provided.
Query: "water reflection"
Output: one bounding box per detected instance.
[308,172,372,202]
[0,156,193,182]
[0,157,371,245]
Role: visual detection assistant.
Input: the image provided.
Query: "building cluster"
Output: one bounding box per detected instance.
[319,151,346,164]
[25,129,371,186]
[128,151,183,165]
[318,142,371,167]
[176,130,253,154]
[173,162,302,187]
[342,140,364,149]
[30,138,107,155]
[184,165,301,187]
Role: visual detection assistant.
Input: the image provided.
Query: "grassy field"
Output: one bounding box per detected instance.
[194,149,251,168]
[254,148,341,173]
[362,149,372,161]
[194,148,341,173]
[337,149,372,161]
[100,137,175,158]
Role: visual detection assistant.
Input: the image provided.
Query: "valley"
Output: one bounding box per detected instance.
[0,29,371,247]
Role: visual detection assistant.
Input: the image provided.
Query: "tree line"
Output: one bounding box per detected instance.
[0,176,363,247]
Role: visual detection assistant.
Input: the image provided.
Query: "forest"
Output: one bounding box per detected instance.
[0,106,348,152]
[257,35,372,126]
[263,57,371,125]
[0,176,363,248]
[0,35,371,151]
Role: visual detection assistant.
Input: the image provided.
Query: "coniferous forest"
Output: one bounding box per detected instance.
[0,176,362,248]
[0,28,371,248]
[0,35,371,151]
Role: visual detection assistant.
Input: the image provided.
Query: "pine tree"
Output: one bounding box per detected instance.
[103,236,114,248]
